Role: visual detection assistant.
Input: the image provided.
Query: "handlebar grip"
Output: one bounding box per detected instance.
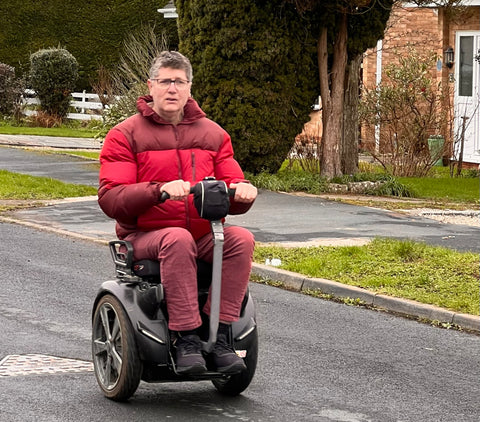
[159,191,170,203]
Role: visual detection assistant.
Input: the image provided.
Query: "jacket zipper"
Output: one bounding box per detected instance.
[191,151,196,182]
[173,125,191,232]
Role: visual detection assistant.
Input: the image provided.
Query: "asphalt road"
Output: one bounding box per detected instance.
[0,145,100,186]
[1,222,479,422]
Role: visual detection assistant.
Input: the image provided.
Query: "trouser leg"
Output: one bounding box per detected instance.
[124,227,202,331]
[197,226,255,323]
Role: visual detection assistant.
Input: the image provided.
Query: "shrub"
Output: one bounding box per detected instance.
[360,47,450,177]
[94,25,169,139]
[0,63,24,118]
[290,131,321,174]
[372,176,415,197]
[26,110,63,128]
[29,48,78,119]
[247,169,329,194]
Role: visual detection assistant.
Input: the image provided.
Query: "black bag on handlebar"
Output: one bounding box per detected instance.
[192,179,230,221]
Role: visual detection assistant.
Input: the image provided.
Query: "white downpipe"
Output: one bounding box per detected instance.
[375,39,383,152]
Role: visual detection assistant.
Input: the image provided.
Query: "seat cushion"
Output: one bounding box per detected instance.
[132,259,213,289]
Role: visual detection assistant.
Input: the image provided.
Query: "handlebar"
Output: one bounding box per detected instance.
[159,183,236,203]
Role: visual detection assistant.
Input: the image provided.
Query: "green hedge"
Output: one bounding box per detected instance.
[177,0,319,174]
[0,0,177,90]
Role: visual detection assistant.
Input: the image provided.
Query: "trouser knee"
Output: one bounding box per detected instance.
[158,227,197,259]
[224,226,255,255]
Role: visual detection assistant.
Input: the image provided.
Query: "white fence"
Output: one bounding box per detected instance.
[23,89,104,121]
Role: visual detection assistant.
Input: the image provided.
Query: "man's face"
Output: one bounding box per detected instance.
[147,67,191,121]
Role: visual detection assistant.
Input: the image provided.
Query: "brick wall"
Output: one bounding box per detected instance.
[363,6,442,90]
[360,5,480,158]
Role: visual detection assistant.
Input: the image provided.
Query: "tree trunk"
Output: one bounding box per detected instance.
[342,54,361,175]
[318,13,347,179]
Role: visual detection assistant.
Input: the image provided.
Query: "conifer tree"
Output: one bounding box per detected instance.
[177,0,319,174]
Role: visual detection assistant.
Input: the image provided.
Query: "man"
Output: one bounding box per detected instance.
[98,51,257,375]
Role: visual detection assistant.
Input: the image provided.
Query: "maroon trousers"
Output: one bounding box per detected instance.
[124,226,255,331]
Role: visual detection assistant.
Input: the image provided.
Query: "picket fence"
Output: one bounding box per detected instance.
[23,89,104,121]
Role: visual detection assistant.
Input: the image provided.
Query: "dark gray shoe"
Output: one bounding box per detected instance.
[174,334,207,375]
[212,333,247,374]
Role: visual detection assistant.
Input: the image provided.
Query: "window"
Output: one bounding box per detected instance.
[459,36,473,97]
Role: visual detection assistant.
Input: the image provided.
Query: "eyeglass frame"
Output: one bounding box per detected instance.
[150,78,191,90]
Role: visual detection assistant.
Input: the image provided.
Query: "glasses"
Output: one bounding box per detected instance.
[151,78,191,90]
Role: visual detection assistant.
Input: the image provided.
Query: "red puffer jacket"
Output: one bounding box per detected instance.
[98,95,253,240]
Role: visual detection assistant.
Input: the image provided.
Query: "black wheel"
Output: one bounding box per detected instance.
[212,327,258,396]
[92,294,142,401]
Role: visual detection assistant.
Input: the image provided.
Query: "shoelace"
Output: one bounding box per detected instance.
[214,333,235,353]
[178,335,202,354]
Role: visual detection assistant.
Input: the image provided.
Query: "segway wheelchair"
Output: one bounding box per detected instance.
[91,178,258,401]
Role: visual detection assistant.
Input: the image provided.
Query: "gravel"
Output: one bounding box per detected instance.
[403,209,479,227]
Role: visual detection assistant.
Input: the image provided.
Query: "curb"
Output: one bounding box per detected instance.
[0,215,109,246]
[252,263,480,333]
[1,208,478,335]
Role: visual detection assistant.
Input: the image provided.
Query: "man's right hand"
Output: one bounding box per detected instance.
[160,180,191,201]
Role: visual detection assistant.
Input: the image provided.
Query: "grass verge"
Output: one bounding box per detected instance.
[254,238,479,315]
[0,123,98,138]
[0,170,97,199]
[31,149,101,160]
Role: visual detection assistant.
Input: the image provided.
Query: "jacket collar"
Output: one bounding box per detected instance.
[137,95,206,124]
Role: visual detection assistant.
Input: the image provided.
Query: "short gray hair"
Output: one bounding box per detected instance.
[149,51,193,82]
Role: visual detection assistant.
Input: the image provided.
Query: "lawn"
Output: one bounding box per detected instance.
[0,169,97,199]
[398,176,479,204]
[0,122,99,138]
[254,238,480,316]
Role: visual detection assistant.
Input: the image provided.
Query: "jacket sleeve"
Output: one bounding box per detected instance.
[214,132,255,215]
[98,128,162,222]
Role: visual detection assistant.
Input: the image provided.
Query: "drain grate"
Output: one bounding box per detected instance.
[0,354,94,377]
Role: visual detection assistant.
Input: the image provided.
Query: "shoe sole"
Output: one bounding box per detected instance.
[215,361,247,374]
[176,364,208,375]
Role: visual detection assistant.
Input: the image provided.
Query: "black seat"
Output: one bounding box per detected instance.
[132,259,160,278]
[132,259,213,290]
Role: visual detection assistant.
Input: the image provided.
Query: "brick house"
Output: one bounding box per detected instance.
[361,1,480,167]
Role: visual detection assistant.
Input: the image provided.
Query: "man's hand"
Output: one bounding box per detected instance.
[229,182,257,203]
[160,180,191,200]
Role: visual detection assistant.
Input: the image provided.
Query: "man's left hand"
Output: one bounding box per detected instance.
[229,182,257,203]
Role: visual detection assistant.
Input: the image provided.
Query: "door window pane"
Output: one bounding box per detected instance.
[459,36,473,97]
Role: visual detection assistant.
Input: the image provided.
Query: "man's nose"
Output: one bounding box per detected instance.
[167,81,178,91]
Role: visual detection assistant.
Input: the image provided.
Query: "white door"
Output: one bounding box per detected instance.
[454,32,480,163]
